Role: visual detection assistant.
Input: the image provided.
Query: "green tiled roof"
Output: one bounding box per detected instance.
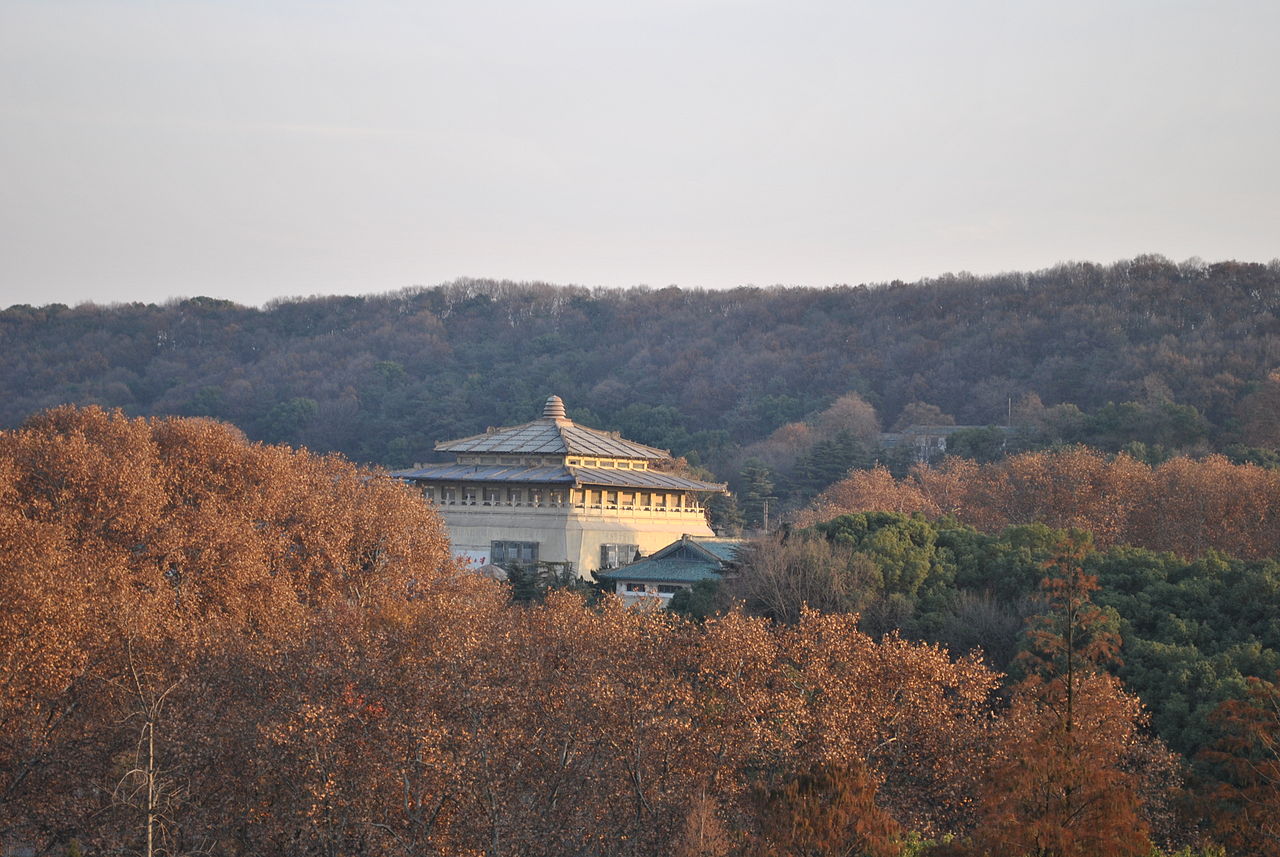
[596,559,723,584]
[597,537,744,584]
[697,541,743,562]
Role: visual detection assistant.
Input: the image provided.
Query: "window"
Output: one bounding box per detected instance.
[421,485,435,501]
[491,541,539,565]
[529,487,543,506]
[462,486,477,505]
[548,489,565,506]
[625,582,647,593]
[441,486,457,504]
[657,584,683,595]
[507,487,522,505]
[600,543,639,569]
[482,487,499,505]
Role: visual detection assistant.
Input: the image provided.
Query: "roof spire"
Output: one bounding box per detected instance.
[542,395,569,422]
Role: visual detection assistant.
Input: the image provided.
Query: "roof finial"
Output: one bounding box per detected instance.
[542,395,568,421]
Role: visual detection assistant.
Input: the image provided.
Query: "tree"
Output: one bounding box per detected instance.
[892,402,954,431]
[738,459,778,532]
[671,793,734,857]
[0,406,464,854]
[1200,670,1280,855]
[746,762,900,857]
[969,538,1163,857]
[668,578,730,621]
[1236,370,1280,449]
[705,492,745,537]
[730,535,878,624]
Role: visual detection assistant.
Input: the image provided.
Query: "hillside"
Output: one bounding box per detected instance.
[2,256,1278,478]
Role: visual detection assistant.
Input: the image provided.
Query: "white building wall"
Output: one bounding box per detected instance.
[438,501,714,576]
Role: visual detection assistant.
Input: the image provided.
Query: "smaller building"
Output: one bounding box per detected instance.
[879,424,1018,463]
[596,535,742,607]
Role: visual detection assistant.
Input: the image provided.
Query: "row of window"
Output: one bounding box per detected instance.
[624,583,684,595]
[491,540,539,564]
[600,543,639,570]
[487,541,645,571]
[420,484,698,510]
[424,485,567,506]
[566,458,648,470]
[459,455,560,467]
[454,455,650,470]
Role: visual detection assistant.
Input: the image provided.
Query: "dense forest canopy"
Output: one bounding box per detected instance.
[800,448,1280,560]
[0,408,1203,856]
[3,256,1278,479]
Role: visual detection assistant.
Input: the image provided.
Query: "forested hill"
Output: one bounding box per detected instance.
[3,255,1278,473]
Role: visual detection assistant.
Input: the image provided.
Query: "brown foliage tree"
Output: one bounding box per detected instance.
[10,406,1203,856]
[0,406,464,854]
[804,448,1280,559]
[1200,671,1280,856]
[1236,370,1280,449]
[968,541,1167,857]
[747,762,900,857]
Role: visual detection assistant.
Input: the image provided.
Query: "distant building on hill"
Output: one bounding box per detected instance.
[394,395,726,577]
[596,534,742,607]
[878,424,1019,463]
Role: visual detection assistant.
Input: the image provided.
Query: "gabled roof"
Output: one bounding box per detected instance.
[436,395,669,460]
[596,559,723,584]
[695,540,744,563]
[595,537,744,584]
[645,536,744,565]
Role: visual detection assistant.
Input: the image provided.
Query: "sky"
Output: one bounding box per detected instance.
[1,0,1278,308]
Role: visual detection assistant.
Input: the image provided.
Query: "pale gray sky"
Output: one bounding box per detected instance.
[2,0,1277,307]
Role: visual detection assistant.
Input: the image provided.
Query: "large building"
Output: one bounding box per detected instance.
[395,396,726,577]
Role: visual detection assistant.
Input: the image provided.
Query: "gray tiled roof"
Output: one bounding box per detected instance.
[392,463,725,492]
[392,463,575,483]
[435,396,671,459]
[571,467,724,492]
[437,420,670,459]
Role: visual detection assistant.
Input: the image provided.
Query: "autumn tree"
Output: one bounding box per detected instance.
[0,406,466,854]
[804,449,1280,560]
[1236,370,1280,449]
[746,762,900,857]
[1200,670,1280,855]
[729,535,880,624]
[969,538,1165,857]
